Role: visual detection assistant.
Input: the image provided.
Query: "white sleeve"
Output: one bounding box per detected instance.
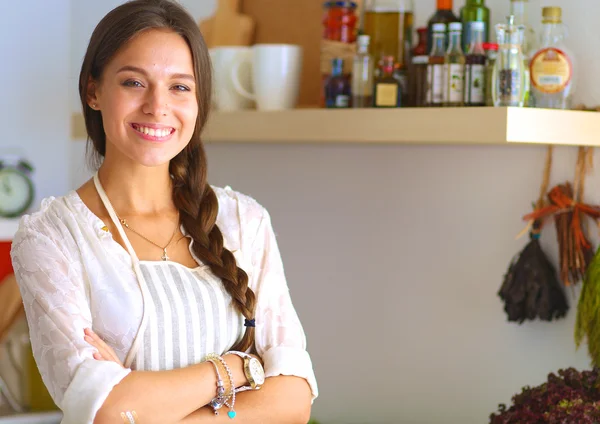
[10,227,131,424]
[250,208,318,402]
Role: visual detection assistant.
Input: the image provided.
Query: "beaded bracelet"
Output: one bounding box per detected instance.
[206,353,237,419]
[206,357,228,415]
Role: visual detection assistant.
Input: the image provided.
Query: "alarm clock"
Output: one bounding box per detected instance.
[0,160,35,218]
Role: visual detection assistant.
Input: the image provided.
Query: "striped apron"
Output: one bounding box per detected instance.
[93,173,243,371]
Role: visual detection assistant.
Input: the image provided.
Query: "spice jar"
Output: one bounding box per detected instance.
[322,1,358,43]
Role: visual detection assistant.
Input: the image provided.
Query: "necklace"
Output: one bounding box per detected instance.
[118,216,180,261]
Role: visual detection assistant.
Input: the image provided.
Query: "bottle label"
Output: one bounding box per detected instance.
[427,64,444,104]
[335,95,350,108]
[444,63,465,103]
[375,83,398,107]
[530,48,573,94]
[465,64,485,104]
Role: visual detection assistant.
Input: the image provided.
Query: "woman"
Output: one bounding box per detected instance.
[10,1,317,423]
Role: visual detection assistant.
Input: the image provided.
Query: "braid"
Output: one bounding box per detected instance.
[170,143,256,352]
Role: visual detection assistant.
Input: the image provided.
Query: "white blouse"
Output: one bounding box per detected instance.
[10,183,318,423]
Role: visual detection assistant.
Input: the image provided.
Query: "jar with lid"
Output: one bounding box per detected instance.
[322,1,358,43]
[363,0,414,71]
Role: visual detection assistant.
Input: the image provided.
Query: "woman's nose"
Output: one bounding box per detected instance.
[143,88,170,117]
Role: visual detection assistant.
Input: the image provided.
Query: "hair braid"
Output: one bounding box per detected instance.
[171,144,256,352]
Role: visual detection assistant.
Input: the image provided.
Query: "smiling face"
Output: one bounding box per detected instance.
[88,28,199,168]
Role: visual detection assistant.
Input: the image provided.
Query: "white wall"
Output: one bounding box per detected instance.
[65,0,600,423]
[1,0,70,209]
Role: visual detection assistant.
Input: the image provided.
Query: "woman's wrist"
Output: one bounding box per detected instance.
[222,353,248,388]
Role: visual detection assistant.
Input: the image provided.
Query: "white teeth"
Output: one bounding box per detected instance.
[134,125,172,137]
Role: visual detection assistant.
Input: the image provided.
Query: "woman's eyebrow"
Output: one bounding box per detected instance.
[116,65,195,82]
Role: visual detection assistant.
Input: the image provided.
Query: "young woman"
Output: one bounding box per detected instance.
[10,1,317,423]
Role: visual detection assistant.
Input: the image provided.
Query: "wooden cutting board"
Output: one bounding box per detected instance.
[199,0,255,48]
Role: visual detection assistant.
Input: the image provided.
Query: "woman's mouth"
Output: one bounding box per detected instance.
[131,123,175,142]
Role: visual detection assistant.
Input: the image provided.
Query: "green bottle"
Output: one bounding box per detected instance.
[460,0,490,53]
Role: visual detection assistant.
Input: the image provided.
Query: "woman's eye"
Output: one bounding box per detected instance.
[122,80,143,88]
[173,84,191,92]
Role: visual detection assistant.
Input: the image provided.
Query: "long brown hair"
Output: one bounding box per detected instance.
[78,0,256,352]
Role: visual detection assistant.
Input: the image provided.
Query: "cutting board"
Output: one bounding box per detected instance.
[199,0,255,48]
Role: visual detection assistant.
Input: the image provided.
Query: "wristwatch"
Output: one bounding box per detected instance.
[227,351,265,392]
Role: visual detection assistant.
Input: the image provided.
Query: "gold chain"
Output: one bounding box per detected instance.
[118,216,180,261]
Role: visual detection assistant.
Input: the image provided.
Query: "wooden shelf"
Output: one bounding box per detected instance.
[0,218,19,242]
[71,107,600,146]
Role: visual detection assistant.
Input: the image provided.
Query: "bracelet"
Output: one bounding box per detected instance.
[207,353,237,419]
[206,357,228,415]
[120,411,138,424]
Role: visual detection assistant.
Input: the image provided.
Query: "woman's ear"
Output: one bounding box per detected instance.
[87,76,100,109]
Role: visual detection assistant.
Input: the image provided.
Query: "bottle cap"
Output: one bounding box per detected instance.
[357,34,370,47]
[469,21,485,31]
[482,42,499,51]
[432,23,446,32]
[323,1,358,9]
[542,7,562,23]
[448,22,462,32]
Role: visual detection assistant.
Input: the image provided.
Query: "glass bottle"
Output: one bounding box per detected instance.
[352,35,374,107]
[363,0,414,71]
[483,42,498,106]
[510,0,534,106]
[427,23,446,106]
[460,0,490,53]
[373,56,402,107]
[325,58,351,108]
[408,27,429,106]
[427,0,460,54]
[443,22,465,107]
[493,15,526,107]
[464,21,486,106]
[529,7,576,110]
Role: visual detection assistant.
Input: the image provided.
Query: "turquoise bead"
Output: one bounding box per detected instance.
[228,411,236,419]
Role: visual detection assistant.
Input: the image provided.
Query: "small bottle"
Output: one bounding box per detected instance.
[426,23,446,107]
[325,58,351,108]
[529,7,576,109]
[373,56,402,107]
[464,21,486,106]
[483,42,498,106]
[493,15,526,107]
[443,22,465,107]
[352,35,374,108]
[460,0,490,53]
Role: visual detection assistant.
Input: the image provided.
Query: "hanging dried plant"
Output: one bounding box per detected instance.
[499,146,569,323]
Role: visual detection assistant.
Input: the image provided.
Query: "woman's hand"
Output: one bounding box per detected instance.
[84,328,125,368]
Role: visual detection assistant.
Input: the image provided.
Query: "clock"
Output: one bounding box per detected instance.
[0,160,35,218]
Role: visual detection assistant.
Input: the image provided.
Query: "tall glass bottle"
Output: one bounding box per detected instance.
[493,15,526,107]
[460,0,490,53]
[408,27,429,106]
[364,0,414,71]
[510,0,535,106]
[427,0,460,54]
[426,23,446,107]
[352,35,375,107]
[443,22,465,107]
[324,58,351,108]
[529,7,576,109]
[464,21,487,106]
[373,56,402,107]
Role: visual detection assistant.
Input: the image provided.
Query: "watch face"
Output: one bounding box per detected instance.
[249,357,265,385]
[0,168,34,217]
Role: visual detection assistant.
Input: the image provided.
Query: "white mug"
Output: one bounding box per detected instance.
[231,44,303,111]
[209,47,255,111]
